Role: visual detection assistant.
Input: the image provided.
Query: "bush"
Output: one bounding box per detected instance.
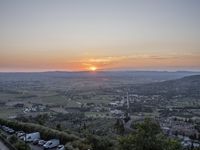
[65,143,74,150]
[9,135,18,144]
[72,140,92,150]
[14,141,31,150]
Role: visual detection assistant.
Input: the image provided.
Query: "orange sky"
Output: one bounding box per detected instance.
[0,0,200,72]
[0,51,199,72]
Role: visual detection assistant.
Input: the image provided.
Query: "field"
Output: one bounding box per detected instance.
[0,71,199,118]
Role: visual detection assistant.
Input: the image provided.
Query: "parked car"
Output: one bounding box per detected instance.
[43,139,60,149]
[19,135,25,140]
[33,139,40,145]
[2,126,7,131]
[24,132,40,142]
[16,131,25,137]
[2,126,15,134]
[57,145,65,150]
[38,140,46,146]
[7,128,15,134]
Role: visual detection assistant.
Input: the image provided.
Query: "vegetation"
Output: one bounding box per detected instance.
[0,117,185,150]
[84,134,114,150]
[8,135,30,150]
[114,119,125,135]
[118,119,182,150]
[0,118,79,144]
[14,141,31,150]
[1,73,200,149]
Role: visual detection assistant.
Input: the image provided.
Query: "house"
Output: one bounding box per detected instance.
[14,103,24,108]
[110,109,124,118]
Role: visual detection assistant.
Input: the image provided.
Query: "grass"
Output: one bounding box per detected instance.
[0,93,21,101]
[85,112,111,118]
[0,107,21,119]
[78,94,115,105]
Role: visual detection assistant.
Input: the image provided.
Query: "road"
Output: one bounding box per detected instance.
[0,140,9,150]
[124,119,134,132]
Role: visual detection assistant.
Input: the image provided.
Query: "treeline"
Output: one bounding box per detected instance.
[1,118,196,150]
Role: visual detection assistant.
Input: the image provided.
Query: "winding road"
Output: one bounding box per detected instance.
[124,119,134,132]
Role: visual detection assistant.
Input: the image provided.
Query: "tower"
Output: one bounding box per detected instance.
[127,92,130,109]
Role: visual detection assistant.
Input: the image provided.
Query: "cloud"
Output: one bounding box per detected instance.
[76,53,200,70]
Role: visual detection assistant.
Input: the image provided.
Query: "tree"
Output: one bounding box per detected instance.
[56,123,62,131]
[85,134,113,150]
[114,119,125,135]
[118,118,181,150]
[124,112,131,123]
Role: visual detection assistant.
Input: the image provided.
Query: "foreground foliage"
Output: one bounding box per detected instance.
[0,118,184,150]
[118,118,182,150]
[9,135,31,150]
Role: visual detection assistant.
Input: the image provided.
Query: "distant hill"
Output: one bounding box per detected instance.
[0,71,199,80]
[133,75,200,98]
[41,71,200,79]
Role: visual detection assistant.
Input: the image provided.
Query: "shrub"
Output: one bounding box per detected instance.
[14,141,31,150]
[9,135,18,144]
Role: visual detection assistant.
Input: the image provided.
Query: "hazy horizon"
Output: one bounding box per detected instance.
[0,69,200,73]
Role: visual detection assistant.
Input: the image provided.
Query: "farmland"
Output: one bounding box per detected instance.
[0,71,200,149]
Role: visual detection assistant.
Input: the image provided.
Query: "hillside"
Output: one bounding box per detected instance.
[132,75,200,98]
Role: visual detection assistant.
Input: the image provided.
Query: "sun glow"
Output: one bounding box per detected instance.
[89,66,97,71]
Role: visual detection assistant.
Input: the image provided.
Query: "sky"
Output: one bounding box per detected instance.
[0,0,200,72]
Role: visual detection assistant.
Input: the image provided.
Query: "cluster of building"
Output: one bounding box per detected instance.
[160,117,200,149]
[23,104,47,113]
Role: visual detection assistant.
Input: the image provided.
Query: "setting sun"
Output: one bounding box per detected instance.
[89,66,97,71]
